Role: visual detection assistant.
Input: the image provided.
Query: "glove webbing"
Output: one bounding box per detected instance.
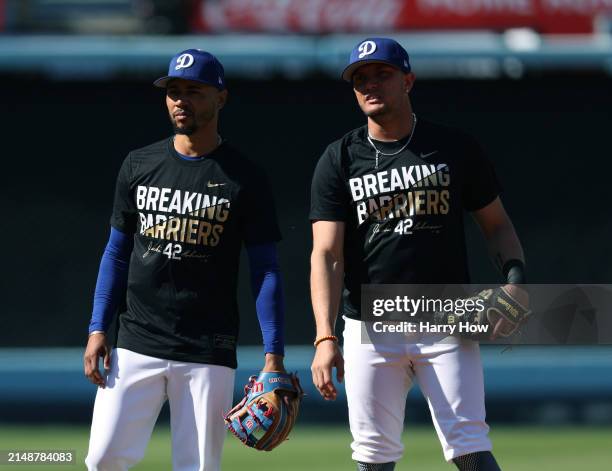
[227,403,273,447]
[226,376,269,446]
[256,398,288,450]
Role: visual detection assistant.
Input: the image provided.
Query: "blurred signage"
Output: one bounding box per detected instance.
[1,0,186,34]
[192,0,612,34]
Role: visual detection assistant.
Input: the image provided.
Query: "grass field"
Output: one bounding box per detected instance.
[0,424,610,470]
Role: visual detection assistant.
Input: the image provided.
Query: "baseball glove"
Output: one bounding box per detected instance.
[434,286,531,340]
[224,371,303,451]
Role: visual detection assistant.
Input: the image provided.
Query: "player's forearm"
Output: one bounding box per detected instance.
[254,270,285,354]
[89,227,133,334]
[484,220,525,277]
[247,242,285,356]
[310,248,344,337]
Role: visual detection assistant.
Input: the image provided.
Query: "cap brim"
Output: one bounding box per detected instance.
[153,76,225,90]
[153,76,173,88]
[341,59,403,82]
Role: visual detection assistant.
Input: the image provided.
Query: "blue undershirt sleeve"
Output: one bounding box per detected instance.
[246,242,285,356]
[88,227,133,334]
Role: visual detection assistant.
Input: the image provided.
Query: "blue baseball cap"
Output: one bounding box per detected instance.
[342,38,411,82]
[154,49,225,90]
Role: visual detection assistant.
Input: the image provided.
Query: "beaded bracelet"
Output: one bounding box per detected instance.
[313,335,338,348]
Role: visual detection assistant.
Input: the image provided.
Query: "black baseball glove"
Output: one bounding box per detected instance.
[433,286,531,340]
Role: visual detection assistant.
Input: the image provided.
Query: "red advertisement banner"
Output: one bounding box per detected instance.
[191,0,612,34]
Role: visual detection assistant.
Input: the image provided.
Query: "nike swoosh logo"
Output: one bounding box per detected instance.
[420,151,438,159]
[207,181,226,188]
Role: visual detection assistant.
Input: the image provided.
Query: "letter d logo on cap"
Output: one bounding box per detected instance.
[175,53,195,70]
[358,41,377,59]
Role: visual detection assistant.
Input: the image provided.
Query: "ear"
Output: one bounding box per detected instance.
[404,72,416,94]
[217,90,228,110]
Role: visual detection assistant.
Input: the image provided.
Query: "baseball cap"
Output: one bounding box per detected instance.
[154,49,225,90]
[342,38,411,82]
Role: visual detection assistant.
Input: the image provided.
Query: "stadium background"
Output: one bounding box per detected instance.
[0,0,611,469]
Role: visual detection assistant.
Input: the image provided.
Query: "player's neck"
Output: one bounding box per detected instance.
[367,106,415,142]
[174,122,220,156]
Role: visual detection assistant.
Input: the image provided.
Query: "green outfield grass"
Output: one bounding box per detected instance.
[0,424,610,470]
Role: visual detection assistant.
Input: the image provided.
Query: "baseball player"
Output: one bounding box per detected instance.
[83,49,286,471]
[310,38,527,471]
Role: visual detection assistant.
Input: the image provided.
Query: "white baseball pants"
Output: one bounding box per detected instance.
[85,348,235,471]
[343,317,492,464]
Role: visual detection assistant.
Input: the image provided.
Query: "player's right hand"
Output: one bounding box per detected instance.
[311,340,344,401]
[83,333,111,388]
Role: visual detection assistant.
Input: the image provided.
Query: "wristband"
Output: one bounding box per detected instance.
[314,335,338,348]
[89,330,106,337]
[503,259,526,284]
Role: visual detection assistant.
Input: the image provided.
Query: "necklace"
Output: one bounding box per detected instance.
[367,113,417,169]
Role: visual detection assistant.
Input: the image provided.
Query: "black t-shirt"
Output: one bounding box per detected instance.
[111,137,281,367]
[310,119,500,319]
